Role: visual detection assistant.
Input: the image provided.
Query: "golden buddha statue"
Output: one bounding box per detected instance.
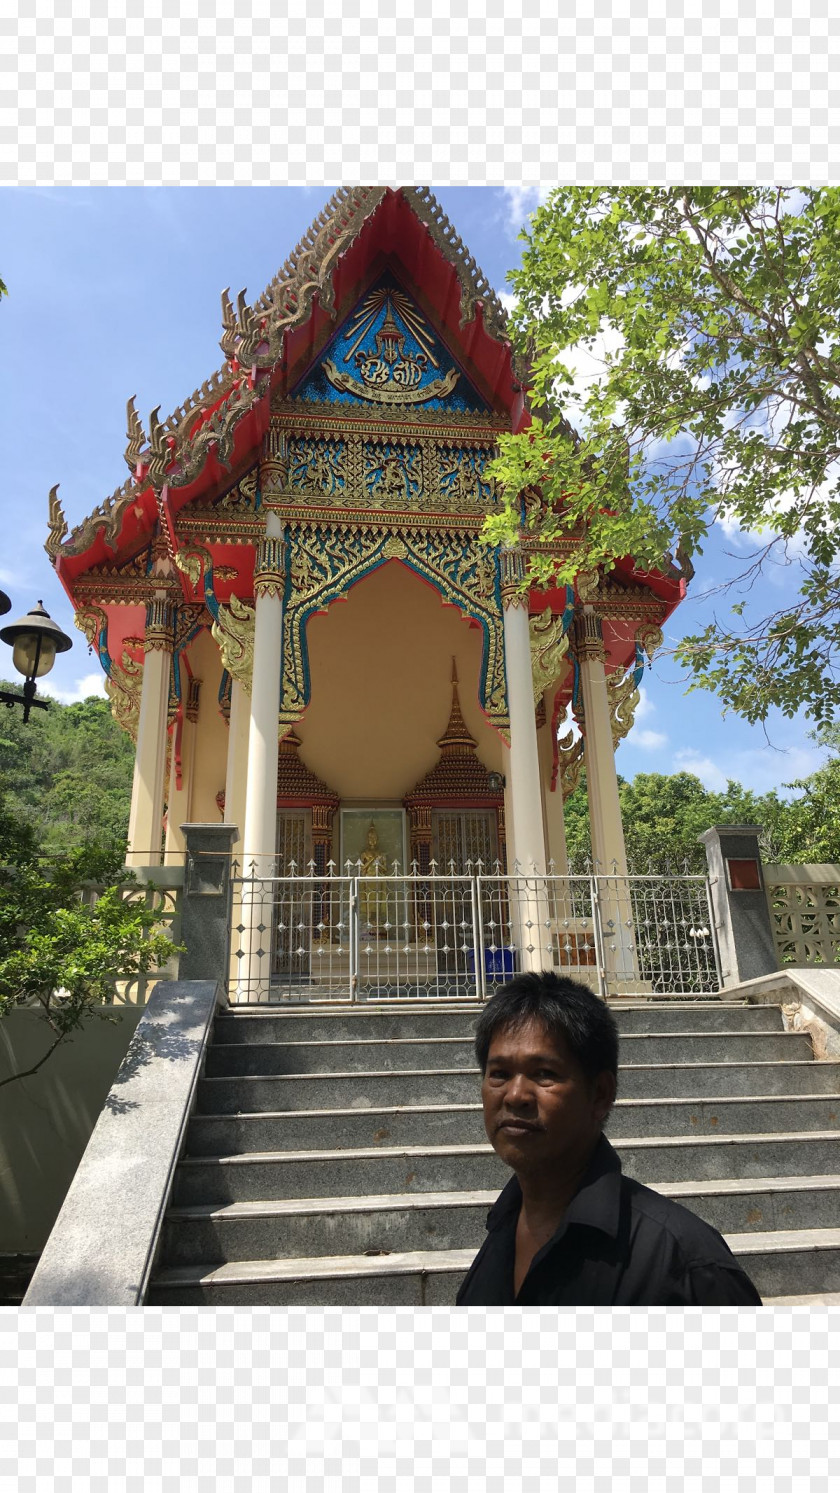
[359,822,389,934]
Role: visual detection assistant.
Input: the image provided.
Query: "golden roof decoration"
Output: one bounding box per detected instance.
[404,660,502,805]
[436,658,477,754]
[46,188,511,567]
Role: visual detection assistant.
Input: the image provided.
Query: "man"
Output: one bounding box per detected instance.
[456,971,762,1306]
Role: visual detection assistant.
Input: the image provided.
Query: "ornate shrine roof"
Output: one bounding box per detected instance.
[46,186,523,584]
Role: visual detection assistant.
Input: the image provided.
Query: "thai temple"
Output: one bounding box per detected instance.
[45,186,686,957]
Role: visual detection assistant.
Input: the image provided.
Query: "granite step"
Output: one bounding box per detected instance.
[159,1175,840,1267]
[196,1059,840,1114]
[147,1227,840,1306]
[185,1093,840,1157]
[171,1132,840,1206]
[212,1001,785,1044]
[204,1029,814,1077]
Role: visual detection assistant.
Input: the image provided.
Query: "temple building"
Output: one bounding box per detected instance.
[46,187,686,973]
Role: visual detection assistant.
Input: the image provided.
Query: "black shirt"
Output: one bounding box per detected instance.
[455,1134,763,1306]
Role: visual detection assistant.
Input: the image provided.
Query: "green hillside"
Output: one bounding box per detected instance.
[0,685,134,857]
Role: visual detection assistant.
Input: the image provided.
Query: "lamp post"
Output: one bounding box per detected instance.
[0,595,73,723]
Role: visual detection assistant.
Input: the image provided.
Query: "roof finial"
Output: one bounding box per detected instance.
[125,395,145,475]
[45,484,68,561]
[437,657,476,754]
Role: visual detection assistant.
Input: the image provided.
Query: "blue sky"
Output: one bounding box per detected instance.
[0,185,827,798]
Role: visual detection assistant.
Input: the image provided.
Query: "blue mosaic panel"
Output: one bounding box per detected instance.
[290,272,492,414]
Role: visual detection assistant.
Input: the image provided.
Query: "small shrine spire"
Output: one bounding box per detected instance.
[437,656,477,755]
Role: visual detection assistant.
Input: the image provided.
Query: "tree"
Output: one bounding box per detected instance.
[0,686,134,853]
[562,768,791,872]
[486,188,840,724]
[0,795,177,1089]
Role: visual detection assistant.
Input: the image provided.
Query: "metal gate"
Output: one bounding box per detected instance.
[229,866,722,1003]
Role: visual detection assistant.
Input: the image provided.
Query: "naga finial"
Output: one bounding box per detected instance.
[147,405,168,489]
[125,395,145,473]
[45,483,68,561]
[220,286,237,359]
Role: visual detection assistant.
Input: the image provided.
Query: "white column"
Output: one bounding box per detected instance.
[538,689,569,876]
[239,509,285,1001]
[224,677,250,863]
[501,551,548,973]
[576,609,629,876]
[575,607,637,991]
[164,677,200,865]
[126,597,174,870]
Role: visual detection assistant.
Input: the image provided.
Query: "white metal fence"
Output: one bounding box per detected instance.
[228,862,721,1003]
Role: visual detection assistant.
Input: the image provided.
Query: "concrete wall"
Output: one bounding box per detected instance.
[0,1006,145,1253]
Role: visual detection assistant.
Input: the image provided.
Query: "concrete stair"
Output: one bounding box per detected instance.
[146,1000,840,1306]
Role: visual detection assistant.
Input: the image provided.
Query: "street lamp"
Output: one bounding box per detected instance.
[0,595,73,723]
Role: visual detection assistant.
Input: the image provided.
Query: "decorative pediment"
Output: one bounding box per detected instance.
[290,274,492,416]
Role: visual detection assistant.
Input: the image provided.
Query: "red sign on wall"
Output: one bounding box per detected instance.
[726,858,762,891]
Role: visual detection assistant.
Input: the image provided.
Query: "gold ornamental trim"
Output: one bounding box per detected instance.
[572,610,606,664]
[322,360,461,406]
[530,607,571,706]
[144,598,176,653]
[253,533,287,600]
[500,548,528,610]
[211,593,255,693]
[271,399,509,437]
[105,649,143,741]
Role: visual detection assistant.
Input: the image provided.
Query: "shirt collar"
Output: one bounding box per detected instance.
[486,1133,624,1241]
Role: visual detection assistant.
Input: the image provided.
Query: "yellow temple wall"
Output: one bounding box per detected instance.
[172,558,507,854]
[294,559,504,799]
[185,627,230,825]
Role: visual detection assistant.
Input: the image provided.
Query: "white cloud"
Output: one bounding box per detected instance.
[635,688,654,722]
[672,741,828,797]
[41,672,108,705]
[499,186,555,235]
[629,728,668,751]
[673,751,729,792]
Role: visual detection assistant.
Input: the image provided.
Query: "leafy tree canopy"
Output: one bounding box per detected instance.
[0,794,177,1089]
[0,684,134,854]
[0,689,173,1088]
[562,762,837,872]
[486,187,840,724]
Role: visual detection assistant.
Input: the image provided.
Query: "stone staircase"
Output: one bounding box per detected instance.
[146,999,840,1305]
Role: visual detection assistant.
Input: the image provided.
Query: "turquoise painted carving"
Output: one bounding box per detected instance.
[290,273,492,415]
[280,526,509,739]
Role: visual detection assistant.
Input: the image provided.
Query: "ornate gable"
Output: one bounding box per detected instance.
[289,272,492,416]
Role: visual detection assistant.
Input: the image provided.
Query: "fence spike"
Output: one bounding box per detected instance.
[326,859,336,874]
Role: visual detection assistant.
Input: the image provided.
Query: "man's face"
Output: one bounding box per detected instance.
[481,1017,616,1180]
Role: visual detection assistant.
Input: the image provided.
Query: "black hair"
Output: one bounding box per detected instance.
[473,970,619,1088]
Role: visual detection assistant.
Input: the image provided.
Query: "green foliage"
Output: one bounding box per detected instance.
[563,767,800,872]
[487,188,840,723]
[0,790,176,1090]
[0,685,134,853]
